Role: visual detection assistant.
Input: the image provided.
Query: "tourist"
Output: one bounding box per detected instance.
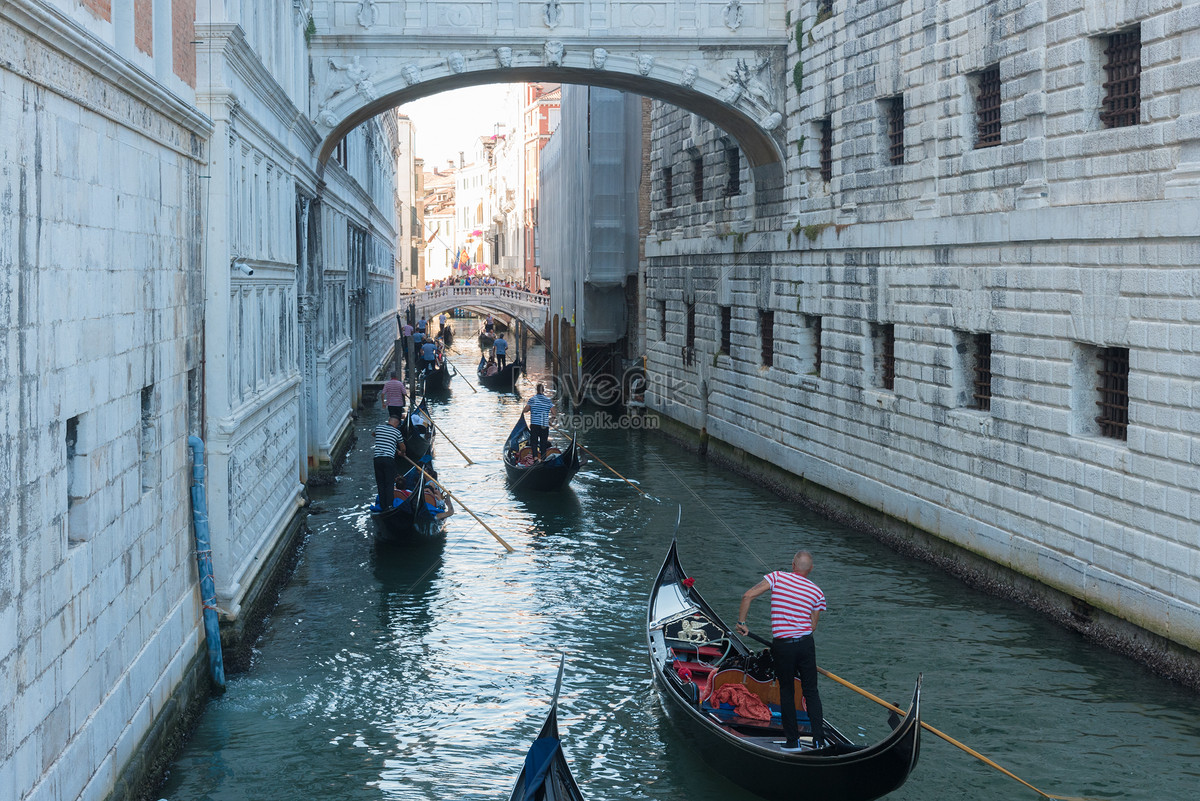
[372,416,405,509]
[421,473,455,521]
[381,372,407,419]
[735,551,827,751]
[494,334,508,368]
[521,383,555,459]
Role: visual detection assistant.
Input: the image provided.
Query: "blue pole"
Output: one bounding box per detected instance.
[187,436,226,691]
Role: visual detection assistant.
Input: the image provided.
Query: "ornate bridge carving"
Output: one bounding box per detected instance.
[309,1,789,195]
[408,285,550,332]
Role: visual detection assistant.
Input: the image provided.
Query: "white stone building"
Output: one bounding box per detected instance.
[0,3,398,801]
[644,0,1200,679]
[456,139,496,272]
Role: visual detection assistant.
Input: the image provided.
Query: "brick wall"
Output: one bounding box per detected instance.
[173,0,196,87]
[80,0,111,21]
[134,0,152,55]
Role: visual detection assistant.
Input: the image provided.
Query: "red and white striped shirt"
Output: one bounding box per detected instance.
[765,571,826,638]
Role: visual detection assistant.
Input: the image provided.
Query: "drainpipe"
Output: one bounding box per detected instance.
[187,435,226,692]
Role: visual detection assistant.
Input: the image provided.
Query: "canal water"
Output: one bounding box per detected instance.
[161,339,1200,801]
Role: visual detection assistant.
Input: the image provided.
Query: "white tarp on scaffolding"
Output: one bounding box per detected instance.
[539,85,642,345]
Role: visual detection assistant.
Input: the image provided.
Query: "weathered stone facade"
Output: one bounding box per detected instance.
[645,0,1200,677]
[1,3,399,801]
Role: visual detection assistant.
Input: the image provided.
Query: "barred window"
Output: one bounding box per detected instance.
[760,310,775,367]
[684,302,696,366]
[1095,347,1129,440]
[805,314,822,374]
[724,142,741,196]
[663,165,674,208]
[1102,28,1141,128]
[719,306,732,354]
[873,323,895,389]
[819,119,833,182]
[972,333,992,411]
[975,66,1001,148]
[658,300,666,340]
[886,97,905,165]
[692,155,704,202]
[816,0,834,24]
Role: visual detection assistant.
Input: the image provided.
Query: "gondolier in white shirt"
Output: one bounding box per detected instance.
[521,383,556,459]
[736,550,828,751]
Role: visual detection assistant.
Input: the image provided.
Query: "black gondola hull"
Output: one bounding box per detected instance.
[503,417,581,491]
[647,541,921,801]
[402,399,435,461]
[478,361,522,390]
[370,505,443,544]
[421,361,452,393]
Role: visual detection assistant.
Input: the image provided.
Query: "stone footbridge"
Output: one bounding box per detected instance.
[407,285,551,332]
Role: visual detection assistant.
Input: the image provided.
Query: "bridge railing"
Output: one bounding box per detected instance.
[417,285,549,307]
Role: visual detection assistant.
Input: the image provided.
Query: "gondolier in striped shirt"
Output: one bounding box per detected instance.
[521,383,556,459]
[736,551,828,751]
[372,416,405,509]
[381,372,407,419]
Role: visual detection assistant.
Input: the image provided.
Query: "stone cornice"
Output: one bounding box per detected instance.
[1,0,212,146]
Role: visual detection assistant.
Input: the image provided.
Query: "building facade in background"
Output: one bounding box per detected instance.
[421,165,457,282]
[523,84,561,290]
[395,114,419,291]
[0,4,398,801]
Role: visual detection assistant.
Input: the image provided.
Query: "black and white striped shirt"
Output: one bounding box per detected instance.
[373,422,403,459]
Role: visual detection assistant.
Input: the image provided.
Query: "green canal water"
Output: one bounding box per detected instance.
[160,343,1200,801]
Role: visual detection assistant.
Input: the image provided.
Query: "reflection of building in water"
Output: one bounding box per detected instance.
[540,85,645,405]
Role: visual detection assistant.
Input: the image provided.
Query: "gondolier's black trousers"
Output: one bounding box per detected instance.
[773,634,825,744]
[374,456,398,508]
[496,353,506,368]
[530,423,550,457]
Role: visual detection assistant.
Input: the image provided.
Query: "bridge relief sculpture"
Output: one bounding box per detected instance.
[306,0,789,174]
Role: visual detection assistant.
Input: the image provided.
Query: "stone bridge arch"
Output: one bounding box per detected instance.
[307,1,790,204]
[410,286,551,334]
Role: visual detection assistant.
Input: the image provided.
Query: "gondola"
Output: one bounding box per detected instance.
[648,539,922,801]
[506,656,585,801]
[370,463,445,544]
[442,325,454,347]
[478,324,495,348]
[503,416,581,491]
[420,356,453,394]
[402,399,435,461]
[477,355,523,390]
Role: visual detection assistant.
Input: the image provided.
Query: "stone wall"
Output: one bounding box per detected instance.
[0,5,211,800]
[644,0,1200,669]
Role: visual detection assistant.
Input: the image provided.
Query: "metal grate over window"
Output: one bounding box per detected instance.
[760,310,775,367]
[724,143,741,196]
[975,66,1001,148]
[658,300,666,340]
[692,155,704,202]
[1095,346,1129,440]
[819,119,833,182]
[684,302,696,366]
[886,97,905,165]
[719,306,732,354]
[879,323,896,389]
[663,166,674,208]
[972,333,992,411]
[1102,28,1141,128]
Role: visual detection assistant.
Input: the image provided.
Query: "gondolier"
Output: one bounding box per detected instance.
[381,372,407,418]
[420,340,438,372]
[736,551,827,751]
[521,383,556,459]
[494,334,508,368]
[372,416,405,509]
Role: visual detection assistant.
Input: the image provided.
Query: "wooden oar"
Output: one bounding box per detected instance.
[400,454,514,553]
[428,417,474,465]
[815,667,1101,801]
[737,629,1098,801]
[553,429,647,497]
[452,363,478,393]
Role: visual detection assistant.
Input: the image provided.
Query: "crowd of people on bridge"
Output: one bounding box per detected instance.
[423,275,547,295]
